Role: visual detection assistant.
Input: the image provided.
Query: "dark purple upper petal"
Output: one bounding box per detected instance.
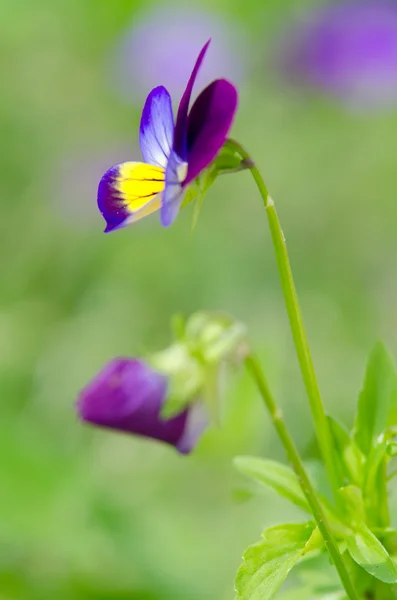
[173,39,211,160]
[77,358,200,453]
[184,79,238,185]
[139,86,174,168]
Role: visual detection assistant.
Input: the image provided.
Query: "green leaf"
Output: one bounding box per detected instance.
[337,486,365,525]
[362,439,390,528]
[353,342,397,457]
[328,416,364,486]
[233,456,310,512]
[346,523,397,583]
[235,523,319,600]
[278,590,346,600]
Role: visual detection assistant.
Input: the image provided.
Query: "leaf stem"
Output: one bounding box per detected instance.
[226,138,341,500]
[245,354,360,600]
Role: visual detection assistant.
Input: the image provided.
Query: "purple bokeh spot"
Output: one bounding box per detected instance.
[277,1,397,112]
[108,5,248,103]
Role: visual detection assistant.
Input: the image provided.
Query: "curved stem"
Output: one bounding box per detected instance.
[227,138,341,500]
[245,354,360,600]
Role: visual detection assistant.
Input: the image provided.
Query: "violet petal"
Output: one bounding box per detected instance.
[160,150,187,227]
[139,86,174,168]
[173,39,211,160]
[185,79,238,185]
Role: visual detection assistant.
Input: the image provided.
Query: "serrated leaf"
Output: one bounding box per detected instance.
[235,523,319,600]
[346,523,397,583]
[353,343,397,457]
[234,456,310,512]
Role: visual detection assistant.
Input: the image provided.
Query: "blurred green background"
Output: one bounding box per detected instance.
[2,0,397,598]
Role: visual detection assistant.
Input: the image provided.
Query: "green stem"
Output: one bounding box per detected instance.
[245,354,360,600]
[227,138,341,499]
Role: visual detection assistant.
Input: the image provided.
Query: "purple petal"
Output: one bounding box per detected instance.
[97,161,164,233]
[98,164,132,232]
[184,79,238,185]
[173,39,211,160]
[160,150,187,227]
[77,358,200,453]
[139,86,174,168]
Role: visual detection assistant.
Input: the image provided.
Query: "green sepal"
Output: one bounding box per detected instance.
[213,143,250,174]
[150,311,247,420]
[184,311,247,365]
[150,343,204,419]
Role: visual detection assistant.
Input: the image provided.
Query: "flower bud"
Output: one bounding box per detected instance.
[77,358,206,454]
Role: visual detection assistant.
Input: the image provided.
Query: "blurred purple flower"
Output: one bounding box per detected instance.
[77,358,206,454]
[109,5,247,102]
[278,1,397,111]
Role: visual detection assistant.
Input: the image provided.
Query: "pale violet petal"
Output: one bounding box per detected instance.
[160,150,187,227]
[139,86,174,168]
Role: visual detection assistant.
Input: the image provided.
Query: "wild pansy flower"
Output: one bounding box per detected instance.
[77,358,207,454]
[98,40,238,231]
[277,1,397,112]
